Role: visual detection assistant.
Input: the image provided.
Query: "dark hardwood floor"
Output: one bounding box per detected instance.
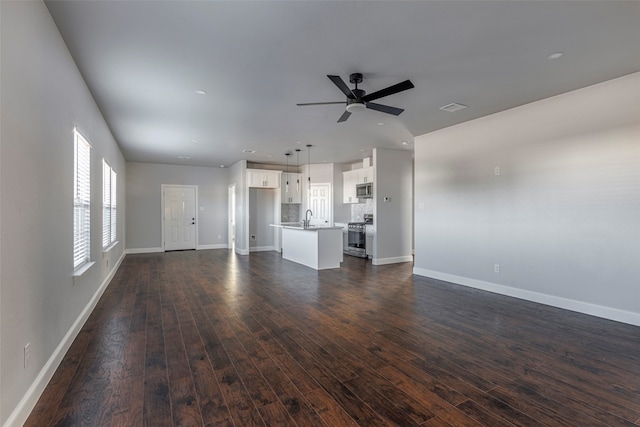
[26,250,640,426]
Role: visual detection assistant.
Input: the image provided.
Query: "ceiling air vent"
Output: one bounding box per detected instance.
[439,103,467,113]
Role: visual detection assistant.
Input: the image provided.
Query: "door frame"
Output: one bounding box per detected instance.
[161,184,199,251]
[228,184,236,251]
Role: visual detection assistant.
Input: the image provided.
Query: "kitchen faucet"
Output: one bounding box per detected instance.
[303,209,313,228]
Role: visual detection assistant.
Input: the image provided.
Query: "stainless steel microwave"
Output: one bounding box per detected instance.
[356,182,372,198]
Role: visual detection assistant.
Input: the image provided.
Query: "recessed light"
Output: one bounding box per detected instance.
[242,149,256,154]
[401,141,409,145]
[220,165,225,168]
[177,156,190,160]
[377,122,384,126]
[547,52,564,60]
[195,90,207,95]
[296,141,303,145]
[192,139,199,143]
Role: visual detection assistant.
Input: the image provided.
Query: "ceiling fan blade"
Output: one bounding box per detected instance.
[296,101,346,106]
[328,75,355,98]
[361,79,414,102]
[366,102,404,116]
[337,110,351,123]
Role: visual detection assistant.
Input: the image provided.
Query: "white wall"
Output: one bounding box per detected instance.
[0,2,126,425]
[126,162,228,251]
[373,149,414,264]
[414,72,640,326]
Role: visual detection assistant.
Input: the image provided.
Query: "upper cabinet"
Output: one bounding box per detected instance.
[343,170,357,203]
[357,167,373,184]
[343,167,373,203]
[281,172,302,204]
[247,169,281,188]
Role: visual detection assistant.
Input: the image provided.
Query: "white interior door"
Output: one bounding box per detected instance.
[164,185,197,250]
[309,183,331,225]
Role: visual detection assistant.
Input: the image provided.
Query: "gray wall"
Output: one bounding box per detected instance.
[0,2,126,424]
[228,160,248,254]
[249,188,276,249]
[414,72,640,326]
[126,162,229,250]
[373,149,414,263]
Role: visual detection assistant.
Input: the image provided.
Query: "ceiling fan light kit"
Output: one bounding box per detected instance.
[297,72,415,123]
[346,102,366,113]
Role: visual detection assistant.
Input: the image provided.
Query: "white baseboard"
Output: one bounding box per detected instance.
[249,245,277,252]
[197,244,228,250]
[235,248,249,255]
[125,247,164,254]
[4,251,126,427]
[413,267,640,327]
[373,255,414,266]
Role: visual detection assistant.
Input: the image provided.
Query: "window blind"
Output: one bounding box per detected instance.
[111,168,117,244]
[102,160,117,248]
[74,130,91,269]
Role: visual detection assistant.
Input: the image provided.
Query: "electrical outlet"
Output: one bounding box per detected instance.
[251,234,256,240]
[218,235,221,240]
[494,166,501,176]
[494,264,500,273]
[24,343,31,368]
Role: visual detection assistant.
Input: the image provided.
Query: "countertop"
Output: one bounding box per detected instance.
[270,223,343,231]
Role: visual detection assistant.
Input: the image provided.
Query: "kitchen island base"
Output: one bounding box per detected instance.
[281,226,343,270]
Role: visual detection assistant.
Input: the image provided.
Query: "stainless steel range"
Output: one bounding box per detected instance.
[345,214,373,258]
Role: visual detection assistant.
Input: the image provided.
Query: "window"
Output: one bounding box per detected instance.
[73,129,91,270]
[102,160,117,248]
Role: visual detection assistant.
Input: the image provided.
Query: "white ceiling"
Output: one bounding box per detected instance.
[45,1,640,167]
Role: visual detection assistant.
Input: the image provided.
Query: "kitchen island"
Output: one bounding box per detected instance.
[274,225,343,270]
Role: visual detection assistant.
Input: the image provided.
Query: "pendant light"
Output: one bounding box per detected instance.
[306,144,312,196]
[284,152,290,193]
[295,149,301,191]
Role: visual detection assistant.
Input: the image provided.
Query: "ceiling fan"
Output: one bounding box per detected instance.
[297,73,414,123]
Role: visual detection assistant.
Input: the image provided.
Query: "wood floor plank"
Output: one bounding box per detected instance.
[516,367,640,425]
[304,388,359,427]
[228,317,325,426]
[25,250,640,427]
[342,369,433,425]
[455,399,517,427]
[215,364,264,425]
[177,310,232,425]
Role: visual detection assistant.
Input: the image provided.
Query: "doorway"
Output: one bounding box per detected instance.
[309,183,332,225]
[228,184,236,251]
[162,185,197,251]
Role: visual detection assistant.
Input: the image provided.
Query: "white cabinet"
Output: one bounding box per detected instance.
[281,173,302,204]
[247,169,280,188]
[357,167,373,184]
[342,167,373,204]
[342,170,358,204]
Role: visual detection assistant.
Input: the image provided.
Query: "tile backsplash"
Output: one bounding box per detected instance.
[281,204,301,222]
[351,199,373,222]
